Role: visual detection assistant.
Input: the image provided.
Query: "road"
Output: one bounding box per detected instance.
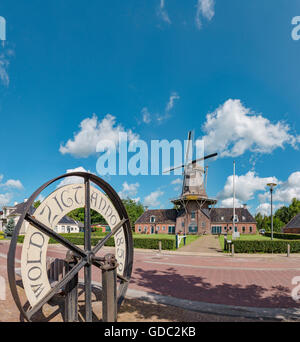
[1,240,300,310]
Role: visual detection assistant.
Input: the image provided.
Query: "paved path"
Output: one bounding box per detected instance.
[179,235,222,254]
[1,240,300,321]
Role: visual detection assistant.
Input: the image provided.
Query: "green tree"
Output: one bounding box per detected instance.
[68,208,107,225]
[255,213,263,231]
[67,197,144,230]
[122,198,144,230]
[275,205,290,224]
[5,218,15,237]
[288,198,300,222]
[33,200,41,209]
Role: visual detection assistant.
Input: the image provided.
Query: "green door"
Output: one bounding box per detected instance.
[168,226,175,234]
[189,226,198,234]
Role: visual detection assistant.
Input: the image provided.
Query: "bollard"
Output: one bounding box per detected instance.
[231,244,234,257]
[287,244,290,257]
[158,241,162,253]
[102,254,118,322]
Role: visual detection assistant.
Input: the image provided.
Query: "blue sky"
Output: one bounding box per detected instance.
[0,0,300,215]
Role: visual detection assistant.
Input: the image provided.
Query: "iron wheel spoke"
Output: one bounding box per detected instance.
[84,177,92,322]
[117,273,129,283]
[92,218,128,255]
[25,214,87,259]
[27,259,87,320]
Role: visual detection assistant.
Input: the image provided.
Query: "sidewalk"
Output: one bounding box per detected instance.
[178,235,222,254]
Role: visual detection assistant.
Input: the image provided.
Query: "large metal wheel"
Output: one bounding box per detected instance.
[7,172,133,322]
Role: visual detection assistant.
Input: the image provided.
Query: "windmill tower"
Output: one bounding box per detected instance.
[165,131,218,234]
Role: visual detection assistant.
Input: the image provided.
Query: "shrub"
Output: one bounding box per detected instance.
[17,234,176,250]
[232,240,300,253]
[264,232,300,240]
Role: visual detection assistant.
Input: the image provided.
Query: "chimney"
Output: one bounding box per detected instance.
[243,204,247,209]
[144,206,149,211]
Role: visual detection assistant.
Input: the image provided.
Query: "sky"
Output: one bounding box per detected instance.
[0,0,300,216]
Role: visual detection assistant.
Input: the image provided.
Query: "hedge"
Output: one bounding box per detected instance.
[264,232,300,240]
[232,240,300,253]
[17,234,176,250]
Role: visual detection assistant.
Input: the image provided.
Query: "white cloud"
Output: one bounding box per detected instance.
[258,171,300,208]
[0,175,23,190]
[144,190,164,207]
[202,99,299,157]
[118,182,140,199]
[0,179,23,190]
[141,92,180,124]
[219,197,243,208]
[0,53,9,86]
[171,178,182,185]
[157,0,171,24]
[56,166,90,188]
[60,114,139,158]
[217,171,278,207]
[0,174,23,207]
[196,0,215,30]
[166,92,180,112]
[0,193,12,206]
[141,107,151,124]
[156,92,180,123]
[255,202,285,216]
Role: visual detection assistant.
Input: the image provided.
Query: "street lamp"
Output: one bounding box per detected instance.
[267,183,277,240]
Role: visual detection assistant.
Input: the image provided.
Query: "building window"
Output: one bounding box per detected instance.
[249,226,253,233]
[234,215,239,223]
[221,216,224,221]
[182,222,185,228]
[138,226,142,232]
[144,226,147,232]
[191,212,196,220]
[202,222,206,228]
[242,226,245,233]
[162,226,166,231]
[242,216,246,221]
[150,216,156,223]
[229,226,232,230]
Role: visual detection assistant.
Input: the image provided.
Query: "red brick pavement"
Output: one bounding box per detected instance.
[1,241,300,310]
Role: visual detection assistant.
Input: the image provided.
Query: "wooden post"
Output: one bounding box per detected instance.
[158,241,162,253]
[287,244,290,257]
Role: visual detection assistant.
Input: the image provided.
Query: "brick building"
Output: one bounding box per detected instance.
[135,206,256,235]
[282,213,300,234]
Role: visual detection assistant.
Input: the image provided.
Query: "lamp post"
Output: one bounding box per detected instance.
[267,183,277,240]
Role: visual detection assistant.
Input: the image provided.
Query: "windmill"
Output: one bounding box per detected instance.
[165,131,218,201]
[163,131,218,235]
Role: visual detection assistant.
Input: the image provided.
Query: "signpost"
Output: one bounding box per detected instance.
[7,172,133,322]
